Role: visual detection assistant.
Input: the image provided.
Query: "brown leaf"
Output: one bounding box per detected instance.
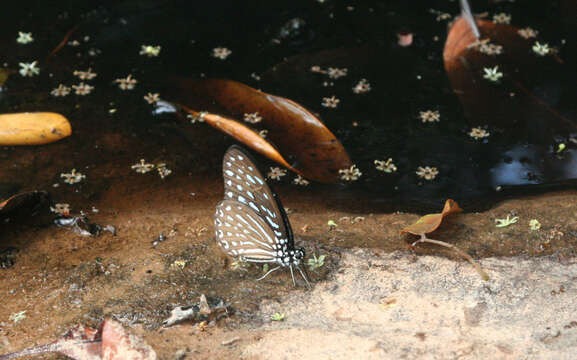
[171,79,352,183]
[444,16,575,133]
[401,199,462,236]
[181,107,295,172]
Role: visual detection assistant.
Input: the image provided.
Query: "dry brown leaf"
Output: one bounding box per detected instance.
[171,79,352,183]
[401,199,462,236]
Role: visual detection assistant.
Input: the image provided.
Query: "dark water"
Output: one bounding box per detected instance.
[1,0,576,212]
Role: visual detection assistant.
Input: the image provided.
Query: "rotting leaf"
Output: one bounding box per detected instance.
[401,199,489,281]
[169,79,352,183]
[444,2,576,136]
[0,318,157,360]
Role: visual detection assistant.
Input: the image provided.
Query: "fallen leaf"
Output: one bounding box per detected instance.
[170,79,352,183]
[401,199,462,236]
[0,318,156,360]
[0,112,72,145]
[443,7,576,135]
[401,199,488,281]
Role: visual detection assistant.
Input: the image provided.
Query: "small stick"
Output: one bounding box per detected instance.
[412,234,489,281]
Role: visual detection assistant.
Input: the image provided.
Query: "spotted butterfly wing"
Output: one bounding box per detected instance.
[214,145,309,286]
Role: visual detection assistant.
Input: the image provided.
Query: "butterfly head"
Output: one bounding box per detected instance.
[290,247,305,265]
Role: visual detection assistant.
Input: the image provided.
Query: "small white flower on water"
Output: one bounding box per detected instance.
[187,111,206,123]
[483,66,503,82]
[419,110,440,123]
[157,163,172,179]
[212,47,232,60]
[518,27,538,39]
[115,74,137,90]
[61,169,86,184]
[352,79,371,94]
[532,42,550,56]
[131,159,155,174]
[327,67,348,79]
[492,12,511,24]
[19,61,40,77]
[322,96,340,108]
[416,166,438,180]
[258,129,268,138]
[72,82,94,95]
[16,32,33,44]
[243,111,262,124]
[50,203,70,215]
[467,38,502,56]
[268,167,287,181]
[51,84,71,97]
[139,45,161,57]
[310,66,347,80]
[374,158,397,173]
[469,127,490,140]
[293,175,309,186]
[339,164,362,181]
[68,40,80,46]
[144,92,160,104]
[73,68,97,80]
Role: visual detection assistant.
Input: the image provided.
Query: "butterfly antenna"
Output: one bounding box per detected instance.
[296,265,311,289]
[256,265,281,281]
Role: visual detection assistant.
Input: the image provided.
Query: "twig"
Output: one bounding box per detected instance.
[411,234,490,281]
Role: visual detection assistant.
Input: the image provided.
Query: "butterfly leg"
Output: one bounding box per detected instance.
[289,265,297,287]
[256,265,281,281]
[296,265,311,289]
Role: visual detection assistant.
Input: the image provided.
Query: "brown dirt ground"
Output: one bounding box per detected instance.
[0,120,576,359]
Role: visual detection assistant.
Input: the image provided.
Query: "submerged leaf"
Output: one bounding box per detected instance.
[401,199,462,236]
[170,79,352,183]
[443,12,576,136]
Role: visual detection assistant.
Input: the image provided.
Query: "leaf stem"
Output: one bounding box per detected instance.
[412,234,490,281]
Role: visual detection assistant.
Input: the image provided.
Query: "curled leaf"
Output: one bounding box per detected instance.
[401,199,462,236]
[0,112,72,145]
[401,199,488,281]
[171,79,352,183]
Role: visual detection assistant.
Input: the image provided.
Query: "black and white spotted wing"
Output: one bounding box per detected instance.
[219,146,294,250]
[215,200,286,262]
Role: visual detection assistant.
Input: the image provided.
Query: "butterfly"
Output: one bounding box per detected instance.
[214,145,310,287]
